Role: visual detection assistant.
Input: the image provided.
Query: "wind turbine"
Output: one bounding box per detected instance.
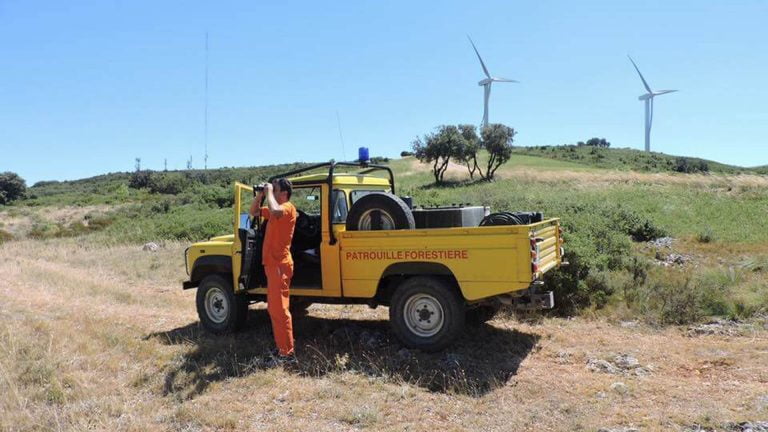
[628,55,678,152]
[468,36,517,129]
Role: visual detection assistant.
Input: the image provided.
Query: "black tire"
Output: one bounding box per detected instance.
[389,276,465,352]
[196,274,248,334]
[466,303,501,326]
[346,192,415,231]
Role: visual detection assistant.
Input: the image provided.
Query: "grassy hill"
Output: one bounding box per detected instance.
[512,145,754,174]
[2,154,768,322]
[2,155,768,430]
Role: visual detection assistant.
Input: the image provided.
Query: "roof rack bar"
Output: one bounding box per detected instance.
[267,159,395,246]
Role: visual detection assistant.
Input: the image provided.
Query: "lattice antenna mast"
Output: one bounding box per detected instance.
[204,32,209,170]
[336,110,347,161]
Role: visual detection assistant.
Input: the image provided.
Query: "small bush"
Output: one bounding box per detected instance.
[642,270,700,324]
[741,255,768,272]
[128,171,152,189]
[696,228,715,243]
[180,184,233,208]
[602,205,666,242]
[148,173,187,195]
[0,229,13,243]
[28,214,115,240]
[673,157,709,174]
[28,223,62,239]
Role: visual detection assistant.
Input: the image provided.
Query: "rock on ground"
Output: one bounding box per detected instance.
[586,354,653,376]
[687,319,753,337]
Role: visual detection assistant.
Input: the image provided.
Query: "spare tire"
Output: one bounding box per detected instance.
[346,192,415,231]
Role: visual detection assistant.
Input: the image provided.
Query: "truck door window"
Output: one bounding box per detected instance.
[291,186,321,215]
[331,190,348,223]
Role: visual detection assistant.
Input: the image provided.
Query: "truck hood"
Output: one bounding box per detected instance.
[208,234,235,243]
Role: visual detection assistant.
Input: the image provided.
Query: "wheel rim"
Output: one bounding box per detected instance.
[403,293,444,337]
[204,286,229,324]
[358,209,396,230]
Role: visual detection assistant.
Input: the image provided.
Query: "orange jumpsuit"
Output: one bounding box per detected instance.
[260,202,297,356]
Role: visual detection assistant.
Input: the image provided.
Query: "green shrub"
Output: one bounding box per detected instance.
[129,171,152,189]
[28,223,62,239]
[620,265,767,323]
[179,184,234,208]
[28,213,115,240]
[148,173,187,195]
[96,205,230,243]
[673,157,709,174]
[600,205,666,242]
[0,172,27,204]
[696,228,715,243]
[740,255,768,272]
[641,270,700,324]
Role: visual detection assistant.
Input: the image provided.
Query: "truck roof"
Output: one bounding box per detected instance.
[290,173,392,187]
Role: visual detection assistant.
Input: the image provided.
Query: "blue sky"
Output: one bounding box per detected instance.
[2,1,767,184]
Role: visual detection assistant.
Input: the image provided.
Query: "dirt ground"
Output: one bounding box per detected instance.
[1,239,766,431]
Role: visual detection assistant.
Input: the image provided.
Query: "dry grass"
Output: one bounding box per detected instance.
[399,157,768,190]
[1,238,767,431]
[0,205,118,238]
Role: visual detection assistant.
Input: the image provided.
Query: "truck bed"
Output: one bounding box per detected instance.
[338,218,563,301]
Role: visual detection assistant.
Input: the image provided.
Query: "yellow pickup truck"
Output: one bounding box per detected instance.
[183,161,564,351]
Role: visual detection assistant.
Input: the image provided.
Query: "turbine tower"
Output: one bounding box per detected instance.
[628,55,678,152]
[468,36,517,129]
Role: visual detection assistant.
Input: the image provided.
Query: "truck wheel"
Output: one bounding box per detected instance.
[389,276,465,352]
[346,192,415,231]
[196,275,248,334]
[466,303,501,326]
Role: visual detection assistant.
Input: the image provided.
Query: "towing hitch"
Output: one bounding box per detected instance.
[498,286,555,310]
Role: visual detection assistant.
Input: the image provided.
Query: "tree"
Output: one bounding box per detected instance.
[451,124,481,180]
[585,137,610,148]
[480,124,516,181]
[673,157,709,174]
[0,172,27,204]
[129,170,152,189]
[412,125,462,184]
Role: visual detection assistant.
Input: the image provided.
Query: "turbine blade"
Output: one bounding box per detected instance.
[627,55,652,93]
[492,77,518,83]
[654,89,678,95]
[468,35,491,79]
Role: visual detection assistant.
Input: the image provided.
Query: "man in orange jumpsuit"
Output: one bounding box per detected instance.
[250,178,297,364]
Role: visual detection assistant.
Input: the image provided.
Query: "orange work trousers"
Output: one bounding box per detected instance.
[265,262,294,356]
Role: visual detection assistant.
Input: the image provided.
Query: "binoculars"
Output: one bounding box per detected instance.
[252,183,267,196]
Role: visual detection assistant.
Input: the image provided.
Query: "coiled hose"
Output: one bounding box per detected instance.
[479,211,525,226]
[479,211,543,226]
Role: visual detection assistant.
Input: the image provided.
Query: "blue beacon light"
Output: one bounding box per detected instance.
[358,147,370,165]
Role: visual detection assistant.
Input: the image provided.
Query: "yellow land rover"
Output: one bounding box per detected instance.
[183,160,564,351]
